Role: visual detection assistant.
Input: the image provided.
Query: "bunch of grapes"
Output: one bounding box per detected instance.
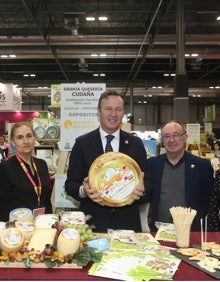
[65,223,94,242]
[52,221,94,243]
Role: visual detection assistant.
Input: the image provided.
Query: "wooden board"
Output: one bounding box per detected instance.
[0,262,82,269]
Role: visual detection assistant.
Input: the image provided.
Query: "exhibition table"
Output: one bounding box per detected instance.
[0,232,219,281]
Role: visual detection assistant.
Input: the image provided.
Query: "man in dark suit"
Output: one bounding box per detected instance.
[147,120,214,231]
[65,89,150,232]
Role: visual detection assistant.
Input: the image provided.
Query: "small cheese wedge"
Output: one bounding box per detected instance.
[57,228,80,256]
[9,208,33,222]
[0,227,24,252]
[27,228,57,252]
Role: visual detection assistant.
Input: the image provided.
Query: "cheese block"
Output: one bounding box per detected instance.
[89,152,142,207]
[60,211,85,225]
[27,228,57,252]
[9,208,33,223]
[15,221,35,240]
[0,227,24,252]
[34,214,59,229]
[57,228,80,256]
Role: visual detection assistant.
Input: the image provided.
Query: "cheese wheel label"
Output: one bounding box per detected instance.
[4,229,22,245]
[62,228,79,240]
[99,166,136,199]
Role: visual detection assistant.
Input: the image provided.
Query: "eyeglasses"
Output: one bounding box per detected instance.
[162,132,186,141]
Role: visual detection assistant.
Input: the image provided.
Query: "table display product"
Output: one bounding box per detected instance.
[88,152,142,207]
[9,208,33,222]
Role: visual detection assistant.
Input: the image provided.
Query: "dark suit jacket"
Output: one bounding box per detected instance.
[65,128,150,232]
[0,155,52,221]
[146,151,214,231]
[208,169,220,231]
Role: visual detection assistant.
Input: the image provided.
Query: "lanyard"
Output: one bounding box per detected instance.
[16,154,42,206]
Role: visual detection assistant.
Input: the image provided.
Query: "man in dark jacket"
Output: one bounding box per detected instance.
[65,89,150,232]
[147,120,214,231]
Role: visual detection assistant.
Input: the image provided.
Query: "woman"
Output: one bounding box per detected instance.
[0,134,10,160]
[0,121,52,222]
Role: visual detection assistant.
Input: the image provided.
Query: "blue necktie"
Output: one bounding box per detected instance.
[105,135,114,153]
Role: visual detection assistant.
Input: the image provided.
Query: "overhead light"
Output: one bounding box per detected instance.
[1,55,8,58]
[217,16,220,21]
[185,53,198,57]
[93,73,106,77]
[9,54,16,58]
[23,73,36,77]
[193,95,201,98]
[91,53,107,57]
[86,16,95,21]
[164,73,175,77]
[98,16,108,21]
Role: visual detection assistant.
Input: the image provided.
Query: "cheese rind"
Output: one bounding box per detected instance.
[0,227,24,252]
[57,228,80,256]
[27,228,57,252]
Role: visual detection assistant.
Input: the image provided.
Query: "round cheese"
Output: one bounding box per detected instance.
[57,228,80,256]
[0,227,24,252]
[89,152,142,207]
[9,208,33,223]
[34,214,59,229]
[60,211,86,225]
[15,221,35,240]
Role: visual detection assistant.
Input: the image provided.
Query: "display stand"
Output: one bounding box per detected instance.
[51,151,70,213]
[186,143,201,156]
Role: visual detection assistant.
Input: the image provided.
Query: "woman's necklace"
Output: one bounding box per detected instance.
[16,153,42,206]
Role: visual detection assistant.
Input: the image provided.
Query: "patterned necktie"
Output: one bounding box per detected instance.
[105,135,114,153]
